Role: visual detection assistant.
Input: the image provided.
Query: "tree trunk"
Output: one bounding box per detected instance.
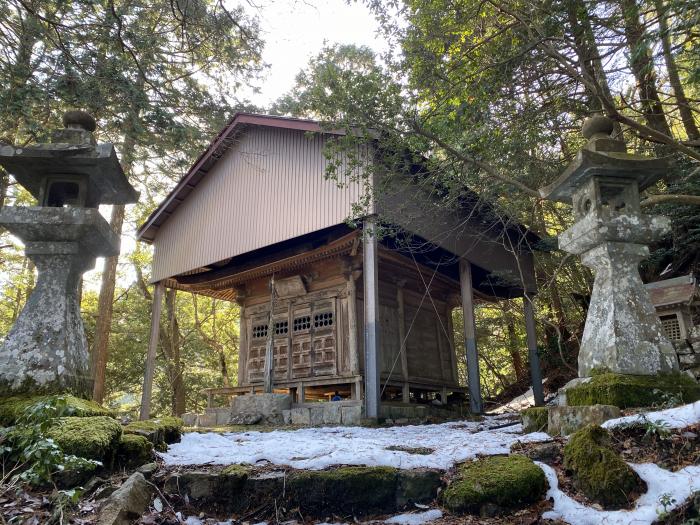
[654,0,699,141]
[620,0,673,139]
[91,204,126,402]
[566,0,624,139]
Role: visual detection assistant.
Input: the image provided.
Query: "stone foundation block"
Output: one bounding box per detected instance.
[680,354,700,367]
[322,403,342,425]
[291,407,311,425]
[230,393,292,425]
[196,414,217,427]
[282,409,292,425]
[309,406,324,426]
[181,412,197,427]
[548,404,620,436]
[341,405,362,425]
[521,407,549,433]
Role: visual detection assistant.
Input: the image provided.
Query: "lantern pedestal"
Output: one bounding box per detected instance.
[577,242,678,376]
[0,207,120,396]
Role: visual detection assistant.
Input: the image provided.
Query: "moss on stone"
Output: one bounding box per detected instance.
[0,394,111,426]
[288,466,399,515]
[116,434,154,469]
[563,424,644,508]
[566,373,700,409]
[442,455,546,515]
[521,407,549,433]
[46,416,122,465]
[123,416,184,450]
[220,464,250,476]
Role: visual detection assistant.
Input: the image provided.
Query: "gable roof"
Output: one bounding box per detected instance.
[645,274,698,308]
[137,113,338,243]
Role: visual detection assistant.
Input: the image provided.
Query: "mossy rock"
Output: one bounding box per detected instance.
[442,455,546,515]
[0,394,111,426]
[566,373,700,409]
[116,434,154,469]
[288,466,399,515]
[47,416,122,466]
[521,407,549,433]
[563,424,644,508]
[123,416,184,450]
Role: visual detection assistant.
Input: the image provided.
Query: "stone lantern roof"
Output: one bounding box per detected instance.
[0,110,138,206]
[538,115,669,203]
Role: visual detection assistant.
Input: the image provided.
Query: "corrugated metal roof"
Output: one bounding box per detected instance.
[645,274,698,307]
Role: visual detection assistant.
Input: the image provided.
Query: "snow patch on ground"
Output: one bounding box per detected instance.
[160,417,550,470]
[537,461,700,525]
[603,400,700,430]
[384,509,443,525]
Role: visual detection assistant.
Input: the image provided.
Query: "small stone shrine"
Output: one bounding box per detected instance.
[539,115,678,377]
[0,111,137,396]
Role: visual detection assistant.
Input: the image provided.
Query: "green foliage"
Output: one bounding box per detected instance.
[441,455,546,514]
[563,425,644,508]
[0,396,102,486]
[566,373,700,408]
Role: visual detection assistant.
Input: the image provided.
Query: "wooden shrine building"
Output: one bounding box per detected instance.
[136,113,544,419]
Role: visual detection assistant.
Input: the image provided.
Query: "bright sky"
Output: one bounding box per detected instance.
[244,0,388,106]
[81,0,388,289]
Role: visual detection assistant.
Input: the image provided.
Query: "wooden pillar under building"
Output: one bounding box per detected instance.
[523,294,545,406]
[396,280,409,403]
[346,270,360,376]
[363,218,380,419]
[445,299,459,384]
[235,288,247,387]
[140,281,165,420]
[459,259,483,414]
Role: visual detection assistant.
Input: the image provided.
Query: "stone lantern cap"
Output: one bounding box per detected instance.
[538,116,670,204]
[0,110,138,206]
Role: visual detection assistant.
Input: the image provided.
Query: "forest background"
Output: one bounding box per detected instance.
[0,0,697,416]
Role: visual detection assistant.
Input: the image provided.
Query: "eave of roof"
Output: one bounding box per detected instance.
[136,112,341,243]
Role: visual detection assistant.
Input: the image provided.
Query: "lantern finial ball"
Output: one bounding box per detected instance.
[582,114,614,140]
[62,110,97,133]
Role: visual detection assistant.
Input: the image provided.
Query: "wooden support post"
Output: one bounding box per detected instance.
[396,280,409,403]
[363,218,380,419]
[523,294,545,406]
[445,301,459,384]
[353,378,363,400]
[346,271,360,375]
[264,276,276,394]
[140,281,164,420]
[235,288,247,387]
[459,259,483,414]
[297,381,306,403]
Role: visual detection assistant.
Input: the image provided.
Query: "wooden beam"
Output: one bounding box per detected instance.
[523,295,545,406]
[140,281,165,420]
[363,218,381,419]
[459,260,483,414]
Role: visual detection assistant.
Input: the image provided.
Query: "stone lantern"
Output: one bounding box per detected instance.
[539,115,678,377]
[0,111,138,396]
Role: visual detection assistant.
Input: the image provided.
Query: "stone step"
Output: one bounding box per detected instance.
[162,465,442,518]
